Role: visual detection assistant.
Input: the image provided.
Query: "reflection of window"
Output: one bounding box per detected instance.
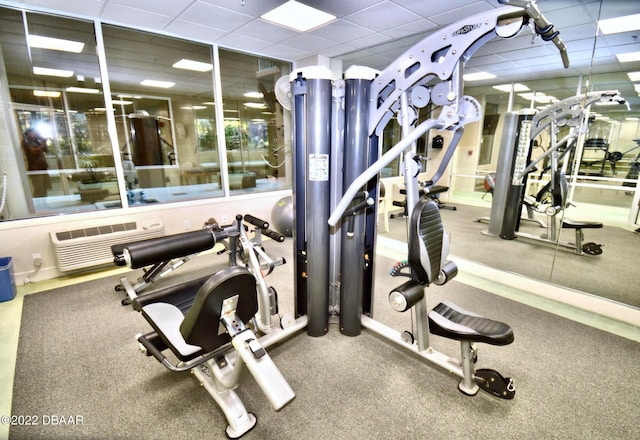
[219,49,292,191]
[0,7,120,219]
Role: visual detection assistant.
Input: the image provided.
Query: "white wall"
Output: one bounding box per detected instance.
[0,190,291,284]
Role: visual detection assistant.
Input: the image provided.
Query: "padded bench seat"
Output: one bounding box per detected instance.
[132,274,214,361]
[561,219,602,229]
[428,301,514,346]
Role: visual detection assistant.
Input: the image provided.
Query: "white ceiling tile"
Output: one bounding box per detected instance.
[319,44,358,58]
[394,0,492,18]
[106,0,194,17]
[310,20,374,43]
[429,2,498,26]
[163,19,228,43]
[345,32,393,51]
[345,1,421,31]
[278,34,336,53]
[17,0,106,17]
[302,0,387,17]
[217,32,272,53]
[197,0,282,16]
[101,3,173,29]
[234,19,298,43]
[381,18,437,39]
[258,44,306,61]
[178,1,253,31]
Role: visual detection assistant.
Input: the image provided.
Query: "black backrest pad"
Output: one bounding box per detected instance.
[180,266,258,352]
[408,199,443,284]
[132,274,212,314]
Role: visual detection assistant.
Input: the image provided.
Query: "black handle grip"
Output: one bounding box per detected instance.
[243,214,269,230]
[261,227,285,242]
[137,334,166,363]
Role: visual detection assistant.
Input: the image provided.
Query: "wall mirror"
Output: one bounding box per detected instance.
[337,0,640,311]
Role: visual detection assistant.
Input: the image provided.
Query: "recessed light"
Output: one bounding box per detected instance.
[243,91,264,99]
[616,52,640,63]
[66,87,100,94]
[33,90,61,98]
[463,72,496,81]
[261,0,336,32]
[628,72,640,81]
[244,102,267,109]
[172,59,213,72]
[598,14,640,35]
[492,83,529,92]
[112,100,133,105]
[28,35,84,53]
[33,66,74,77]
[140,79,175,88]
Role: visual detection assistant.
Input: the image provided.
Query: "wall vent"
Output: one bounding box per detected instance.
[50,219,164,272]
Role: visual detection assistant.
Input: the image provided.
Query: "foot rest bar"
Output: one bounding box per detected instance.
[428,301,514,346]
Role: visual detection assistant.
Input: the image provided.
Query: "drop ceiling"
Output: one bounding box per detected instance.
[5,0,640,112]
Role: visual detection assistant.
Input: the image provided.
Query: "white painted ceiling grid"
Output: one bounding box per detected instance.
[4,0,640,104]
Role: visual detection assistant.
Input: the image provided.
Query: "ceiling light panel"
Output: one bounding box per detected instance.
[463,72,496,81]
[493,83,530,92]
[33,90,61,98]
[172,59,213,72]
[140,79,175,88]
[598,14,640,35]
[261,0,336,32]
[28,35,85,53]
[617,52,640,63]
[33,66,74,77]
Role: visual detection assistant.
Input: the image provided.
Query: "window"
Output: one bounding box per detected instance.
[218,49,292,194]
[0,9,119,218]
[0,6,293,221]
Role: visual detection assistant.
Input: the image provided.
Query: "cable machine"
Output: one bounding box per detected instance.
[486,91,625,254]
[291,0,570,396]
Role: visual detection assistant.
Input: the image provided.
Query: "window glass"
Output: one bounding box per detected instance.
[218,49,292,194]
[0,8,119,218]
[102,25,221,205]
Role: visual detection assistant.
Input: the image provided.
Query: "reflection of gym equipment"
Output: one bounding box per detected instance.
[113,214,286,320]
[486,91,625,255]
[622,140,640,188]
[127,113,174,187]
[133,265,296,438]
[291,0,569,398]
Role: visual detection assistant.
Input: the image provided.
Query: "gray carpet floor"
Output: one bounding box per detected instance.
[9,236,640,440]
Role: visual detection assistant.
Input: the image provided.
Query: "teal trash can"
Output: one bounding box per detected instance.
[0,257,17,302]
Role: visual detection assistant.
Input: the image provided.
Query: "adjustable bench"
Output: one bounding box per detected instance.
[389,199,515,398]
[133,266,295,438]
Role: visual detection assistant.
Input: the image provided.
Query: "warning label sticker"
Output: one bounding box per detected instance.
[309,153,329,181]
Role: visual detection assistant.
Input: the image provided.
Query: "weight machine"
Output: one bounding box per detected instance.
[485,91,625,255]
[292,0,569,397]
[113,214,285,310]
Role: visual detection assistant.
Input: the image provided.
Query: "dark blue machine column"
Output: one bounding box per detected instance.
[291,67,332,337]
[339,68,374,336]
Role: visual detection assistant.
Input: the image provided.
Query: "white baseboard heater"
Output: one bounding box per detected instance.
[50,219,164,272]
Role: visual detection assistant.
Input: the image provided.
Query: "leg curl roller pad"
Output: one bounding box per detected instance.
[389,280,424,312]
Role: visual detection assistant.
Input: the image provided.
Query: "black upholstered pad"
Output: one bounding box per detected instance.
[133,275,214,361]
[428,301,514,346]
[125,229,216,269]
[180,266,258,353]
[562,219,603,229]
[408,199,443,285]
[133,274,211,315]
